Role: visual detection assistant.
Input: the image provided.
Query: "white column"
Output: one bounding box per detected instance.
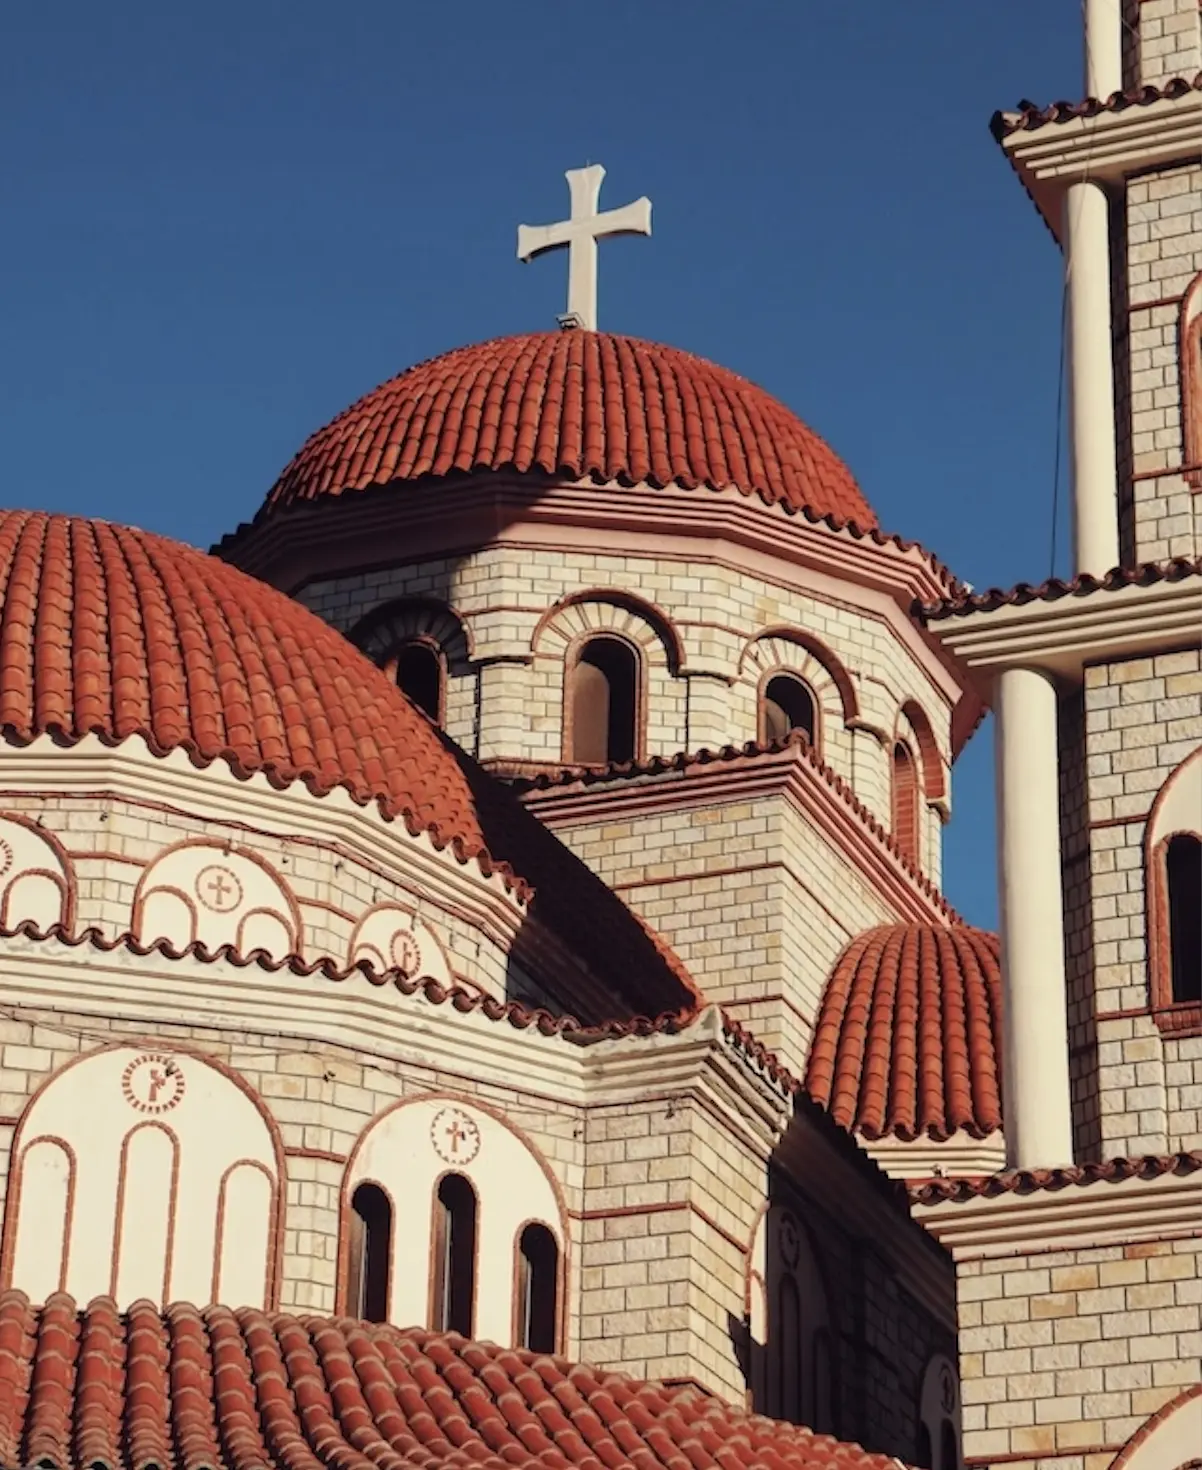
[1085,0,1123,98]
[1064,180,1120,577]
[994,666,1074,1169]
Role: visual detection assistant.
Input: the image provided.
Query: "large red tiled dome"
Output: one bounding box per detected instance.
[805,924,1003,1142]
[263,332,876,526]
[0,509,697,1020]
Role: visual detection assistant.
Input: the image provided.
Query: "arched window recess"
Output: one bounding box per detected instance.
[1165,833,1201,1006]
[514,1222,559,1353]
[431,1172,477,1336]
[759,672,818,748]
[565,634,642,766]
[1146,750,1202,1034]
[346,1182,392,1323]
[891,740,921,868]
[386,638,445,724]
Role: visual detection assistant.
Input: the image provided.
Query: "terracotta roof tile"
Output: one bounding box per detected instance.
[259,332,876,527]
[917,555,1202,622]
[0,1294,910,1470]
[990,72,1202,139]
[805,924,1003,1142]
[0,510,697,1022]
[908,1150,1202,1206]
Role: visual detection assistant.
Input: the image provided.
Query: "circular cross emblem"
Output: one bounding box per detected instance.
[390,928,423,979]
[0,839,13,883]
[939,1363,957,1415]
[122,1053,186,1115]
[196,864,242,914]
[778,1212,801,1271]
[431,1107,481,1165]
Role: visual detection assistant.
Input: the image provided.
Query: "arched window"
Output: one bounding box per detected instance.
[515,1222,558,1352]
[918,1354,962,1470]
[431,1173,477,1336]
[1167,833,1202,1004]
[775,1272,802,1425]
[760,673,817,746]
[1181,271,1202,488]
[389,641,444,724]
[346,1182,392,1322]
[891,741,921,866]
[567,635,639,765]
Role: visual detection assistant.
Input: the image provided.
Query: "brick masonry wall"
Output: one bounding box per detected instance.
[1121,161,1202,565]
[1133,0,1202,86]
[958,1234,1202,1465]
[1074,649,1202,1156]
[297,541,952,879]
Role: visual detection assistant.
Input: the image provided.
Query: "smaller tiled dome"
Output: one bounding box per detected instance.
[805,923,1002,1142]
[262,331,875,526]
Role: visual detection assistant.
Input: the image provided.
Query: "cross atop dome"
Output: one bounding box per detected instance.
[517,165,651,331]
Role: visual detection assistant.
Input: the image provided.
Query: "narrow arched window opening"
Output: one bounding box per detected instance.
[891,741,921,866]
[940,1420,960,1470]
[1167,833,1202,1003]
[775,1272,802,1424]
[392,641,444,724]
[761,674,817,745]
[347,1182,392,1322]
[915,1426,933,1470]
[515,1222,558,1352]
[568,636,639,765]
[431,1172,477,1336]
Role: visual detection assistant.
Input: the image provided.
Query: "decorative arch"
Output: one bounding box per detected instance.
[0,812,73,932]
[1180,270,1202,487]
[349,596,474,669]
[739,627,859,725]
[1146,747,1202,1033]
[531,588,684,674]
[917,1353,962,1470]
[0,1043,283,1310]
[899,698,947,802]
[133,839,300,961]
[891,739,922,868]
[338,1093,567,1349]
[1109,1384,1202,1470]
[347,904,455,987]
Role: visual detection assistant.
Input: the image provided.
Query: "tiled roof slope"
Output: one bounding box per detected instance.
[917,555,1202,621]
[0,1294,907,1470]
[909,1150,1202,1206]
[990,72,1202,139]
[0,510,696,1021]
[262,332,876,527]
[805,924,1003,1142]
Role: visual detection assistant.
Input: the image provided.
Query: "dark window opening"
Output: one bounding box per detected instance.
[516,1222,558,1352]
[940,1419,960,1470]
[891,741,920,866]
[915,1425,933,1470]
[431,1173,477,1336]
[762,674,816,745]
[810,1325,835,1437]
[1167,833,1202,1003]
[394,642,443,724]
[347,1182,392,1322]
[775,1273,802,1425]
[569,636,638,765]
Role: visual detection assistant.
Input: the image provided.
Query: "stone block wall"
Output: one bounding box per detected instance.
[1129,0,1202,86]
[958,1234,1202,1465]
[1065,649,1202,1157]
[1120,160,1202,565]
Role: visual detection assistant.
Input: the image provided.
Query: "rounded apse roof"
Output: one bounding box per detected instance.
[0,509,697,1019]
[262,331,876,527]
[805,923,1003,1143]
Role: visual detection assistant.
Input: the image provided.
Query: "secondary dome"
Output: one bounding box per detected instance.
[0,509,696,1017]
[805,923,1003,1142]
[264,331,876,526]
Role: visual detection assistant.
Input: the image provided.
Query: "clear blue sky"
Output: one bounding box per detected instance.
[1,3,1084,928]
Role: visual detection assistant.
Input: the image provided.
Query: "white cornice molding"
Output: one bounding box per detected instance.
[866,1131,1007,1182]
[927,577,1202,684]
[1001,92,1202,239]
[913,1170,1202,1258]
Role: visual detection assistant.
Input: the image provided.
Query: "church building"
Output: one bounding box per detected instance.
[0,3,1197,1469]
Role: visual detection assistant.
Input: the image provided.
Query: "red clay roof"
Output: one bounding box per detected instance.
[0,1293,907,1470]
[805,924,1003,1142]
[0,510,696,1021]
[909,1150,1202,1206]
[991,72,1202,139]
[261,332,876,527]
[918,555,1202,622]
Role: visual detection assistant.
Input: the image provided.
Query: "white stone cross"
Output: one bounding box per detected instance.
[517,165,651,332]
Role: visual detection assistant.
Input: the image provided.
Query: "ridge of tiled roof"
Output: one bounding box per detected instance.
[0,510,697,1021]
[0,917,695,1040]
[908,1150,1202,1207]
[805,924,1003,1144]
[916,554,1202,622]
[990,72,1202,140]
[255,331,876,527]
[0,1293,913,1470]
[510,734,962,924]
